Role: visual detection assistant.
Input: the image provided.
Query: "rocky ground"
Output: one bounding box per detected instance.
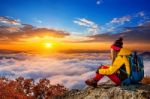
[57,83,150,99]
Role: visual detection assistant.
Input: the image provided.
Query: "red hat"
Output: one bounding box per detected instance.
[111,37,123,51]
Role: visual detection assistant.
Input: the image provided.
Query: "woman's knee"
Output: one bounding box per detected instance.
[100,65,109,69]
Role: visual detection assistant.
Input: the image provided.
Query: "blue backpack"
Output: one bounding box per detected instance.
[121,52,144,85]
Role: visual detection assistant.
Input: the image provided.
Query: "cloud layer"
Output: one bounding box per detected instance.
[0,53,111,89]
[0,52,149,89]
[0,17,70,42]
[82,21,150,44]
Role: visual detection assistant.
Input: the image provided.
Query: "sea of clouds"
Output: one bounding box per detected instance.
[0,53,149,89]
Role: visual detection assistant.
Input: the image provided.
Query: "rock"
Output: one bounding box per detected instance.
[57,84,150,99]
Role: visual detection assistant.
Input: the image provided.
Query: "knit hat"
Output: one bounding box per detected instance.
[111,37,123,51]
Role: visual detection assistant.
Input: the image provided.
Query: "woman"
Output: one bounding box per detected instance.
[85,37,131,87]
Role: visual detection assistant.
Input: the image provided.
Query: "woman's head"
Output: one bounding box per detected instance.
[110,37,123,63]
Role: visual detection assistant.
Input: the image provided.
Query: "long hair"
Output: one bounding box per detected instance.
[110,48,119,64]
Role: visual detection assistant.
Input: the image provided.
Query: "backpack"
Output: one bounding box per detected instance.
[121,51,144,85]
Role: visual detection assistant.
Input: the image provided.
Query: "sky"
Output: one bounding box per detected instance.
[0,0,150,52]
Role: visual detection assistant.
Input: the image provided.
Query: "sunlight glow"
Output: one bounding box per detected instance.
[45,43,53,48]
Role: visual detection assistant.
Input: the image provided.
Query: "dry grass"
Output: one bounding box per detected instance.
[141,76,150,84]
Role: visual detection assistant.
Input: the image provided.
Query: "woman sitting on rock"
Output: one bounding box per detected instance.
[85,37,132,87]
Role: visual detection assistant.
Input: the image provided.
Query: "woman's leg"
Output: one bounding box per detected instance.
[85,66,104,87]
[93,66,104,81]
[86,65,121,87]
[94,65,121,85]
[107,74,121,85]
[93,72,104,82]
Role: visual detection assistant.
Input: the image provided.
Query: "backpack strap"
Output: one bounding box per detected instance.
[119,68,130,77]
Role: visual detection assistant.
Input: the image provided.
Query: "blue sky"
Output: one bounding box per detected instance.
[0,0,150,35]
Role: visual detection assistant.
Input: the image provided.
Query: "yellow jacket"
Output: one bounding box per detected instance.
[99,48,131,75]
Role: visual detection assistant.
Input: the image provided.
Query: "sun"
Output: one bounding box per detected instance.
[45,43,53,48]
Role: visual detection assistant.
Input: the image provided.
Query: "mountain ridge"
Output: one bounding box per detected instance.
[58,83,150,99]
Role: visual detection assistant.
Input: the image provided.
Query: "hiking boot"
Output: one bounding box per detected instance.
[85,78,98,87]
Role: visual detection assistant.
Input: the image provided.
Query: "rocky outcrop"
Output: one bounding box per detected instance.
[58,83,150,99]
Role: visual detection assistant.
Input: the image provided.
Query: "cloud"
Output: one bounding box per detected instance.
[63,34,94,42]
[100,16,131,34]
[100,11,150,34]
[136,11,145,17]
[134,11,150,26]
[74,18,95,27]
[0,16,70,42]
[0,52,111,89]
[110,16,131,24]
[0,16,21,25]
[34,18,42,24]
[80,20,150,45]
[72,11,150,43]
[74,18,100,35]
[0,25,20,33]
[19,25,70,38]
[121,21,150,42]
[0,52,149,89]
[96,0,102,5]
[143,60,150,75]
[36,20,42,24]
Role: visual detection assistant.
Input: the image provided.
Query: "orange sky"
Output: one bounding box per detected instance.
[0,41,110,52]
[0,37,149,53]
[0,16,149,53]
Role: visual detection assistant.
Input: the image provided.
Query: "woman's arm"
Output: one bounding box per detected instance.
[99,56,124,75]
